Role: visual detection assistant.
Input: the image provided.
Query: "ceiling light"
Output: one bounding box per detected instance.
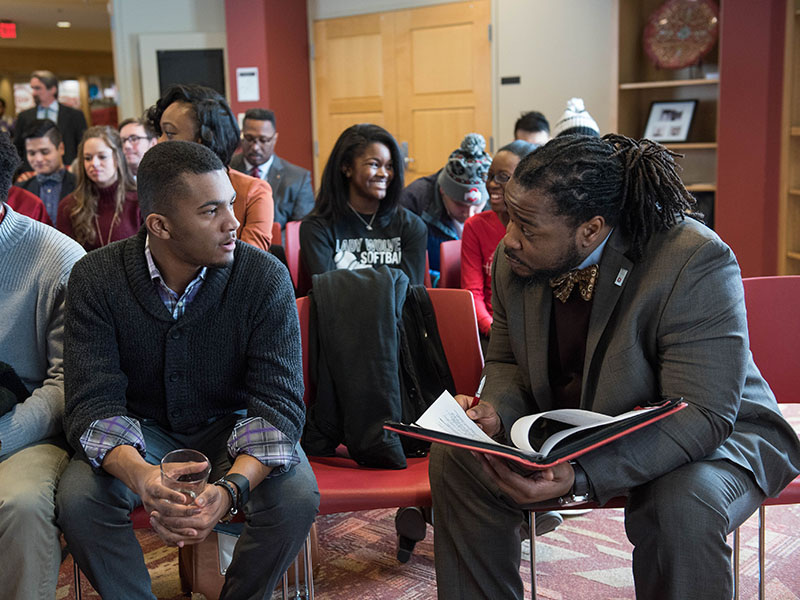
[57,21,71,28]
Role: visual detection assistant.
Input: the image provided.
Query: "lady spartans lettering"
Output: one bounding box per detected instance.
[333,237,403,271]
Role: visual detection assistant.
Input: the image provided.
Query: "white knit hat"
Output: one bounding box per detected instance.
[552,98,600,138]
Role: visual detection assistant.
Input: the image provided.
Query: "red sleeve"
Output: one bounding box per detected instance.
[461,216,493,335]
[7,187,52,225]
[228,169,274,251]
[57,194,76,239]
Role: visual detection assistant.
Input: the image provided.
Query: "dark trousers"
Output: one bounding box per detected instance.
[429,443,764,600]
[57,415,319,600]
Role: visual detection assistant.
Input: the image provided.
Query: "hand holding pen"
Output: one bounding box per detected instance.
[456,376,501,438]
[469,375,486,409]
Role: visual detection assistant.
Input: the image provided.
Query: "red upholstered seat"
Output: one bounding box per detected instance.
[312,456,434,515]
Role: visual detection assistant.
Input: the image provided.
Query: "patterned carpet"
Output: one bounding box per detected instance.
[56,503,800,599]
[56,398,800,599]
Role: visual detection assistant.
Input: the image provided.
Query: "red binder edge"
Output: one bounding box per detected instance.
[384,401,687,470]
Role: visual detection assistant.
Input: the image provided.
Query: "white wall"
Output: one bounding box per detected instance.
[308,0,453,20]
[109,0,227,120]
[493,0,616,147]
[307,0,617,152]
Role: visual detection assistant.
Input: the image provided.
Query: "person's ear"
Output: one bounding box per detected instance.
[578,216,606,248]
[342,164,352,178]
[145,212,172,240]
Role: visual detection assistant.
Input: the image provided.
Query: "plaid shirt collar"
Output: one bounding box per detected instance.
[144,235,207,319]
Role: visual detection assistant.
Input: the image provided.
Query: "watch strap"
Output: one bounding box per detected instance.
[220,473,250,511]
[558,461,592,506]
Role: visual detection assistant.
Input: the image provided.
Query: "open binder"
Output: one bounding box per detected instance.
[384,392,687,470]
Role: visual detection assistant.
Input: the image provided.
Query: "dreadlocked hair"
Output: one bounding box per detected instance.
[514,133,697,260]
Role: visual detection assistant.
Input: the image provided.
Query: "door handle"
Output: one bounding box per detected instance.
[401,141,415,170]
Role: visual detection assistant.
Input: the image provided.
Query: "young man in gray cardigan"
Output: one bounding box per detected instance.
[57,140,319,599]
[0,132,85,599]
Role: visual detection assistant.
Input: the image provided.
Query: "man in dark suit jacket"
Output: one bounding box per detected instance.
[15,119,76,226]
[230,108,314,228]
[14,70,87,167]
[429,135,800,600]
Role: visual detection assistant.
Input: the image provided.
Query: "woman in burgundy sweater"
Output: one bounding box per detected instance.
[460,140,538,346]
[58,126,139,251]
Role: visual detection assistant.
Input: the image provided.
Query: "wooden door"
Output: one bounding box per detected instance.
[313,13,397,186]
[312,1,491,187]
[394,1,491,183]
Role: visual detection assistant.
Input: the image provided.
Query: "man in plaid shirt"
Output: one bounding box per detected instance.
[57,141,319,600]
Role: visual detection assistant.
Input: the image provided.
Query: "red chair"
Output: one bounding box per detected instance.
[438,239,462,289]
[271,221,282,248]
[741,276,800,599]
[296,288,483,592]
[285,221,302,289]
[424,252,432,288]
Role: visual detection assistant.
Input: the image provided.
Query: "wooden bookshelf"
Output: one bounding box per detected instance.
[619,78,720,90]
[615,0,721,228]
[779,0,800,273]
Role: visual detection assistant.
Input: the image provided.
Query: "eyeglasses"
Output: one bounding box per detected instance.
[242,134,276,145]
[487,171,511,185]
[121,135,152,145]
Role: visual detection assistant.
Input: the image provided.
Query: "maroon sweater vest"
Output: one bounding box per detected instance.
[548,286,593,409]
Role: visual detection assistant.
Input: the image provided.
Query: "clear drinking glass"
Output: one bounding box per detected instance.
[160,449,212,503]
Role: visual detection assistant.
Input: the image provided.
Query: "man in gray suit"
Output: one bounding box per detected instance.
[429,134,800,600]
[231,108,314,228]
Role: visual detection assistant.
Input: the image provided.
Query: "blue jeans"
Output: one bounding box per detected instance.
[57,414,319,600]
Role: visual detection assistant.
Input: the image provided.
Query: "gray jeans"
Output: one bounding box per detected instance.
[429,443,765,600]
[57,415,319,600]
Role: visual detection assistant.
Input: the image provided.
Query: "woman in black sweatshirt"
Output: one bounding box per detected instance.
[300,123,426,284]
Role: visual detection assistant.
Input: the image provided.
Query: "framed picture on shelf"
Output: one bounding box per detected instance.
[643,100,698,143]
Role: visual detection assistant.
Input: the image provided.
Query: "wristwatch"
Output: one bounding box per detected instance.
[558,461,592,507]
[213,473,251,522]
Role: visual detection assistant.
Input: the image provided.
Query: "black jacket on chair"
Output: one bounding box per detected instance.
[303,267,453,468]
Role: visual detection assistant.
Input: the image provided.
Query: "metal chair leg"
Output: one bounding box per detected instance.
[304,532,315,600]
[733,526,740,600]
[528,511,537,600]
[73,560,83,600]
[759,505,766,600]
[282,570,289,600]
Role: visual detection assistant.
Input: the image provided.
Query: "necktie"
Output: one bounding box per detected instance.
[550,264,599,303]
[251,165,260,179]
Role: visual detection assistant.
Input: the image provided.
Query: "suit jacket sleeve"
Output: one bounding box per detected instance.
[481,245,535,434]
[578,237,751,503]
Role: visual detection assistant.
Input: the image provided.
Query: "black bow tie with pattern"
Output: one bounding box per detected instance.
[549,264,599,303]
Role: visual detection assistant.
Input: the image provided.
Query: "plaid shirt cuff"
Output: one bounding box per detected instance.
[226,417,299,476]
[79,416,146,469]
